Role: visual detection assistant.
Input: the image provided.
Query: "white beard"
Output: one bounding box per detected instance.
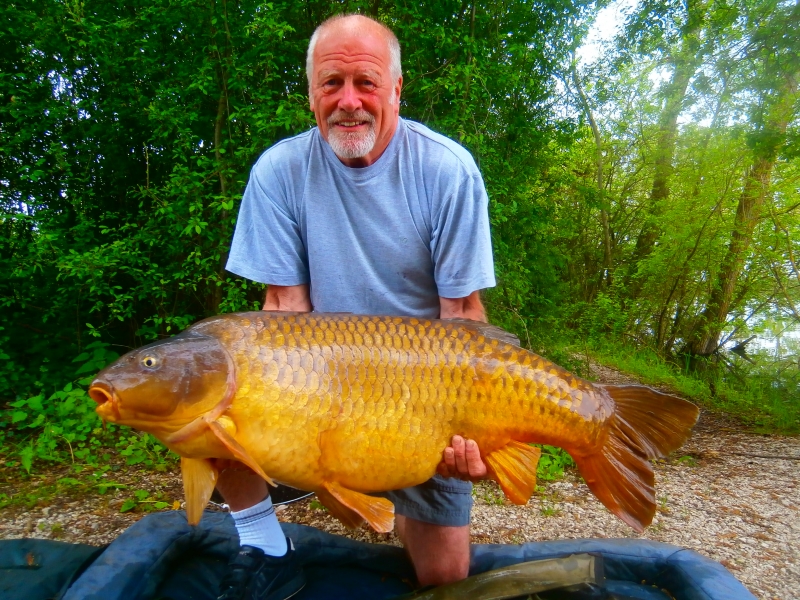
[326,110,377,159]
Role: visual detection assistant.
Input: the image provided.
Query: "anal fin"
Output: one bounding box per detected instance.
[314,488,364,529]
[181,457,218,525]
[319,481,395,533]
[484,440,541,505]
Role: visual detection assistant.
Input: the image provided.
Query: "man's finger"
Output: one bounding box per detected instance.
[452,435,469,475]
[443,446,456,474]
[465,439,487,478]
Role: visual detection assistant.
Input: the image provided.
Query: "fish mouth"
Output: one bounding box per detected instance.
[89,381,121,421]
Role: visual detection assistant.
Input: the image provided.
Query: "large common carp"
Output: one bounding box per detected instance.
[89,312,699,533]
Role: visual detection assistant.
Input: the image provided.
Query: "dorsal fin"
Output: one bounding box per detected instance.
[442,319,521,348]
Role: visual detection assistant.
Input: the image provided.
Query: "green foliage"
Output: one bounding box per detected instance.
[120,489,172,514]
[473,482,506,506]
[535,445,576,482]
[0,343,176,474]
[586,336,800,434]
[309,499,327,512]
[539,499,561,518]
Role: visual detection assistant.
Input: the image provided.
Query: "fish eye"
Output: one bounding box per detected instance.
[141,355,159,368]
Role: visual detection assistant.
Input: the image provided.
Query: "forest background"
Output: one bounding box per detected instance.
[2,0,799,476]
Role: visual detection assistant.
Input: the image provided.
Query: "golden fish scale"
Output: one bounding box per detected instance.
[202,313,610,494]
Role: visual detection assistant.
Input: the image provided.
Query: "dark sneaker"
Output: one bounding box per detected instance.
[217,540,305,600]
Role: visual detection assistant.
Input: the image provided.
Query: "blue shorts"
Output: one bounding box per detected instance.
[383,475,473,527]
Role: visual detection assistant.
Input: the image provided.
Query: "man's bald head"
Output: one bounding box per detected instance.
[306,14,402,88]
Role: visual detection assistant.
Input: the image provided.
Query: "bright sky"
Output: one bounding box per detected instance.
[577,0,638,65]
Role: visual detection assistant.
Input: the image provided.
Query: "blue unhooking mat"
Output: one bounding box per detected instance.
[0,510,755,600]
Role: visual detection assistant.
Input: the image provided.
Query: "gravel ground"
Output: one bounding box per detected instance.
[1,365,797,599]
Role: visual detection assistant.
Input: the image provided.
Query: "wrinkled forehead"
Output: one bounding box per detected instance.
[313,26,392,74]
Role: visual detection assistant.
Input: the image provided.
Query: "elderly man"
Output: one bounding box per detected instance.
[220,14,495,600]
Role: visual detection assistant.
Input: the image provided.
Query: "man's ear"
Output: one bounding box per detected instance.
[394,76,403,108]
[309,90,315,111]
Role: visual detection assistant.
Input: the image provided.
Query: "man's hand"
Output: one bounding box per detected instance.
[436,435,488,481]
[264,283,312,312]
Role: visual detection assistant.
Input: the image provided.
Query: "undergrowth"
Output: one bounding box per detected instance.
[580,338,800,435]
[0,342,177,480]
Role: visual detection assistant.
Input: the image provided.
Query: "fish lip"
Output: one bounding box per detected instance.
[88,380,112,404]
[89,380,121,421]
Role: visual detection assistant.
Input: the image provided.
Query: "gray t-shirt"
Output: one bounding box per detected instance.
[226,118,496,318]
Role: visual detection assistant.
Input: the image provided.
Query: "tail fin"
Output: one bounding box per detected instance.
[572,385,699,532]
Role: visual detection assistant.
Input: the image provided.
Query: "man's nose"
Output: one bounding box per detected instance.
[338,81,362,113]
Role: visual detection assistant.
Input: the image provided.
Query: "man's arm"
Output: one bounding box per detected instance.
[437,289,489,480]
[263,284,312,312]
[439,290,486,322]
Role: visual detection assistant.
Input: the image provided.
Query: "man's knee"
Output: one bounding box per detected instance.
[397,518,471,586]
[414,552,470,587]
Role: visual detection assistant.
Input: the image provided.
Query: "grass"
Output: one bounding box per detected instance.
[0,454,183,519]
[473,481,506,505]
[576,338,800,435]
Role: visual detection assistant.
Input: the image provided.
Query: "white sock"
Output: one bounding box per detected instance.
[230,496,288,557]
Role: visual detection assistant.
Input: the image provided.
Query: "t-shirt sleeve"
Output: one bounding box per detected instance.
[225,156,309,285]
[431,168,497,298]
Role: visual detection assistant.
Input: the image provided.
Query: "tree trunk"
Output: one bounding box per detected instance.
[629,0,711,271]
[687,72,798,360]
[654,84,727,349]
[211,0,232,314]
[571,61,612,288]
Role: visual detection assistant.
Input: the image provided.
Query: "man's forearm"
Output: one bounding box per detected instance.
[439,290,486,322]
[263,284,312,312]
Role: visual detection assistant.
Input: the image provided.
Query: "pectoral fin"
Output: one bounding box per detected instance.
[319,481,395,533]
[208,418,275,486]
[484,441,541,505]
[181,457,218,525]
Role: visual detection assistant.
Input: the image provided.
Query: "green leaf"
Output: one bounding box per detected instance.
[19,446,33,474]
[97,482,127,494]
[27,395,43,411]
[11,411,27,424]
[120,499,137,513]
[28,414,46,428]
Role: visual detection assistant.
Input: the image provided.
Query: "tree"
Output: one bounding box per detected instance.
[686,0,800,362]
[1,0,595,401]
[619,0,738,284]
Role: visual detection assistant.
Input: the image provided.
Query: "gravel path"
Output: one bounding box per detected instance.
[1,366,797,599]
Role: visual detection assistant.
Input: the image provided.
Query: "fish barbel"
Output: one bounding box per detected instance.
[89,312,699,533]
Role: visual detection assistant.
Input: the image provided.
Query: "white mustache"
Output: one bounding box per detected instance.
[327,110,375,127]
